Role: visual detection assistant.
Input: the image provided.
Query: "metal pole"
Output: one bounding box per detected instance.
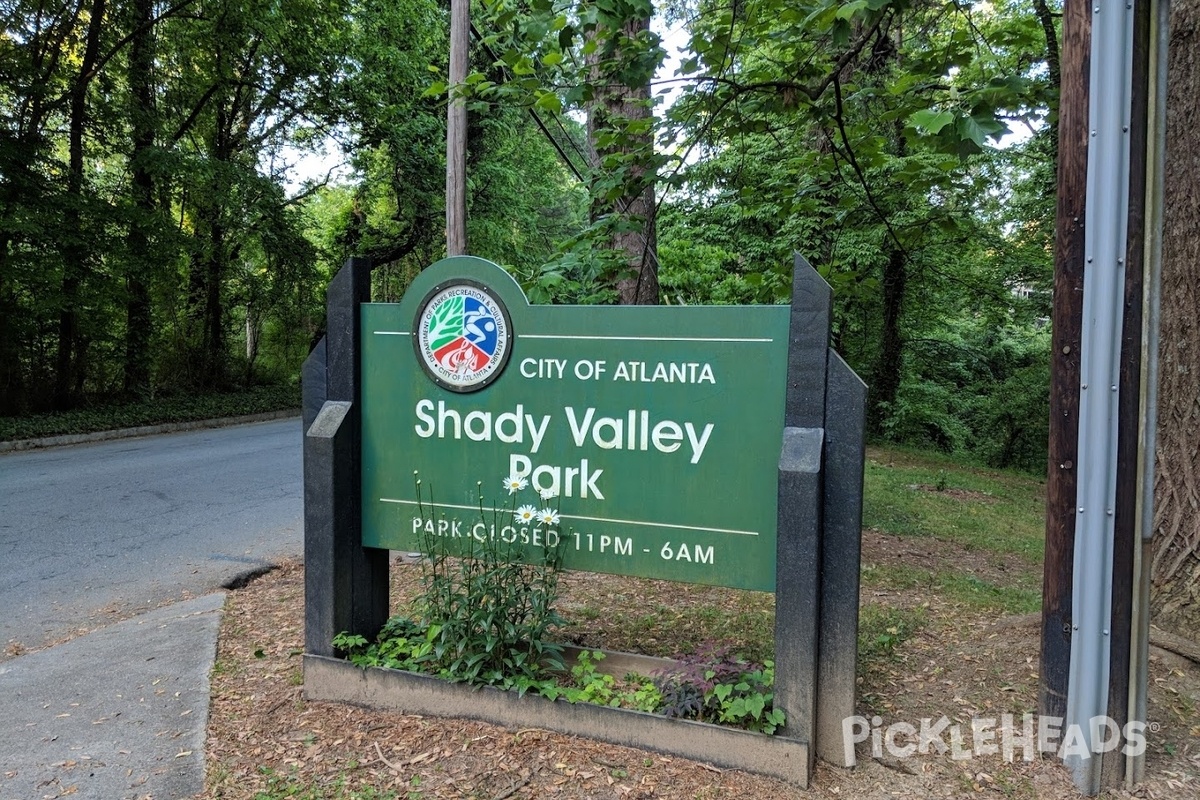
[1066,0,1136,793]
[1127,0,1168,785]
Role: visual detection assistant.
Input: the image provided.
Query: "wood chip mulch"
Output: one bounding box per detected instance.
[201,560,1200,800]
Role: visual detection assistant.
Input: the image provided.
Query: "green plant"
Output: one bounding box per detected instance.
[624,675,666,713]
[560,650,664,712]
[337,473,567,694]
[414,475,567,690]
[653,643,786,734]
[333,618,439,673]
[708,662,786,734]
[564,650,618,706]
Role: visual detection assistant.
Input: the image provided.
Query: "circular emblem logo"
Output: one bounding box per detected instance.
[414,282,512,392]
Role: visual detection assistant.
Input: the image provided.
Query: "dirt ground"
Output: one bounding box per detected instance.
[201,554,1200,800]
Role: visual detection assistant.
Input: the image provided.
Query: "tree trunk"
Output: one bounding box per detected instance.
[0,237,24,415]
[53,0,106,410]
[585,10,658,305]
[870,120,909,428]
[205,211,227,385]
[871,244,907,425]
[1152,0,1200,636]
[124,0,155,397]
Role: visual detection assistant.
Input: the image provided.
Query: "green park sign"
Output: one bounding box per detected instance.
[302,253,867,774]
[360,257,789,591]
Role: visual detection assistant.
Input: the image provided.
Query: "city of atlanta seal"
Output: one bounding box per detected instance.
[414,281,512,392]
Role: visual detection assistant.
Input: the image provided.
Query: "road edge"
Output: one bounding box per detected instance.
[0,409,301,454]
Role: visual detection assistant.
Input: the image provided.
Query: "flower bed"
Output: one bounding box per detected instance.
[303,650,811,787]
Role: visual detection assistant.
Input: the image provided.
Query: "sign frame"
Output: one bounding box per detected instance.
[301,253,866,777]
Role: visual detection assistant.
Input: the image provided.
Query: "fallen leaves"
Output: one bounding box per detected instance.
[199,559,1200,800]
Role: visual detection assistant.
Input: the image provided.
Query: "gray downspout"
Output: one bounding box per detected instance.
[1066,0,1137,793]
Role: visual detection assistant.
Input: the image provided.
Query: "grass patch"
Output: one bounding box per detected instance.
[858,604,928,667]
[862,563,1041,615]
[862,446,1046,563]
[0,384,299,442]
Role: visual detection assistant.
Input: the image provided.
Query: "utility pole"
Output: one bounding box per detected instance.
[445,0,469,256]
[1039,0,1090,728]
[1040,0,1162,793]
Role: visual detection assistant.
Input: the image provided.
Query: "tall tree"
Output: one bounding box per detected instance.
[1152,0,1200,635]
[657,0,1052,430]
[53,0,108,409]
[1,0,103,411]
[159,0,347,387]
[583,0,660,304]
[468,0,664,303]
[123,0,158,396]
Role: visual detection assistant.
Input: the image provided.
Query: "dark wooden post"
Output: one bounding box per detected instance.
[446,0,468,255]
[1039,0,1091,724]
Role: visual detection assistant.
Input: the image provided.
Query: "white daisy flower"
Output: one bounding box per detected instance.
[514,505,538,524]
[539,488,558,501]
[502,475,528,495]
[538,508,560,526]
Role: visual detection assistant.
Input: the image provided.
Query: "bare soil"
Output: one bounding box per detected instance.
[861,528,1034,588]
[908,485,1000,504]
[202,556,1200,800]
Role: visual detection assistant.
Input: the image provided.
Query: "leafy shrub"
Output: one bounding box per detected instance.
[968,360,1050,473]
[415,495,567,690]
[653,642,785,734]
[0,384,300,442]
[338,476,567,694]
[557,650,664,711]
[877,317,1050,474]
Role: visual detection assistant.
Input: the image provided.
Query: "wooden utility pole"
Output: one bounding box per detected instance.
[1040,0,1157,792]
[445,0,469,255]
[1040,0,1091,726]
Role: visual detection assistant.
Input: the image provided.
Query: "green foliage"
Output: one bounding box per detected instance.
[1,0,1064,487]
[415,492,568,689]
[0,0,346,412]
[339,479,568,693]
[254,767,398,799]
[559,650,664,711]
[710,664,786,735]
[653,644,785,734]
[0,385,299,442]
[857,604,928,665]
[337,550,787,733]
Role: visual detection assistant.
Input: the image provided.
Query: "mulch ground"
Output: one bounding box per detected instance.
[201,556,1200,800]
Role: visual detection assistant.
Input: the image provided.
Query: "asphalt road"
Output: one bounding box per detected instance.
[0,417,304,656]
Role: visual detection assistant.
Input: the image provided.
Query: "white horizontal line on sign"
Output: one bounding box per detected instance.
[517,334,773,343]
[379,497,759,537]
[373,331,411,335]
